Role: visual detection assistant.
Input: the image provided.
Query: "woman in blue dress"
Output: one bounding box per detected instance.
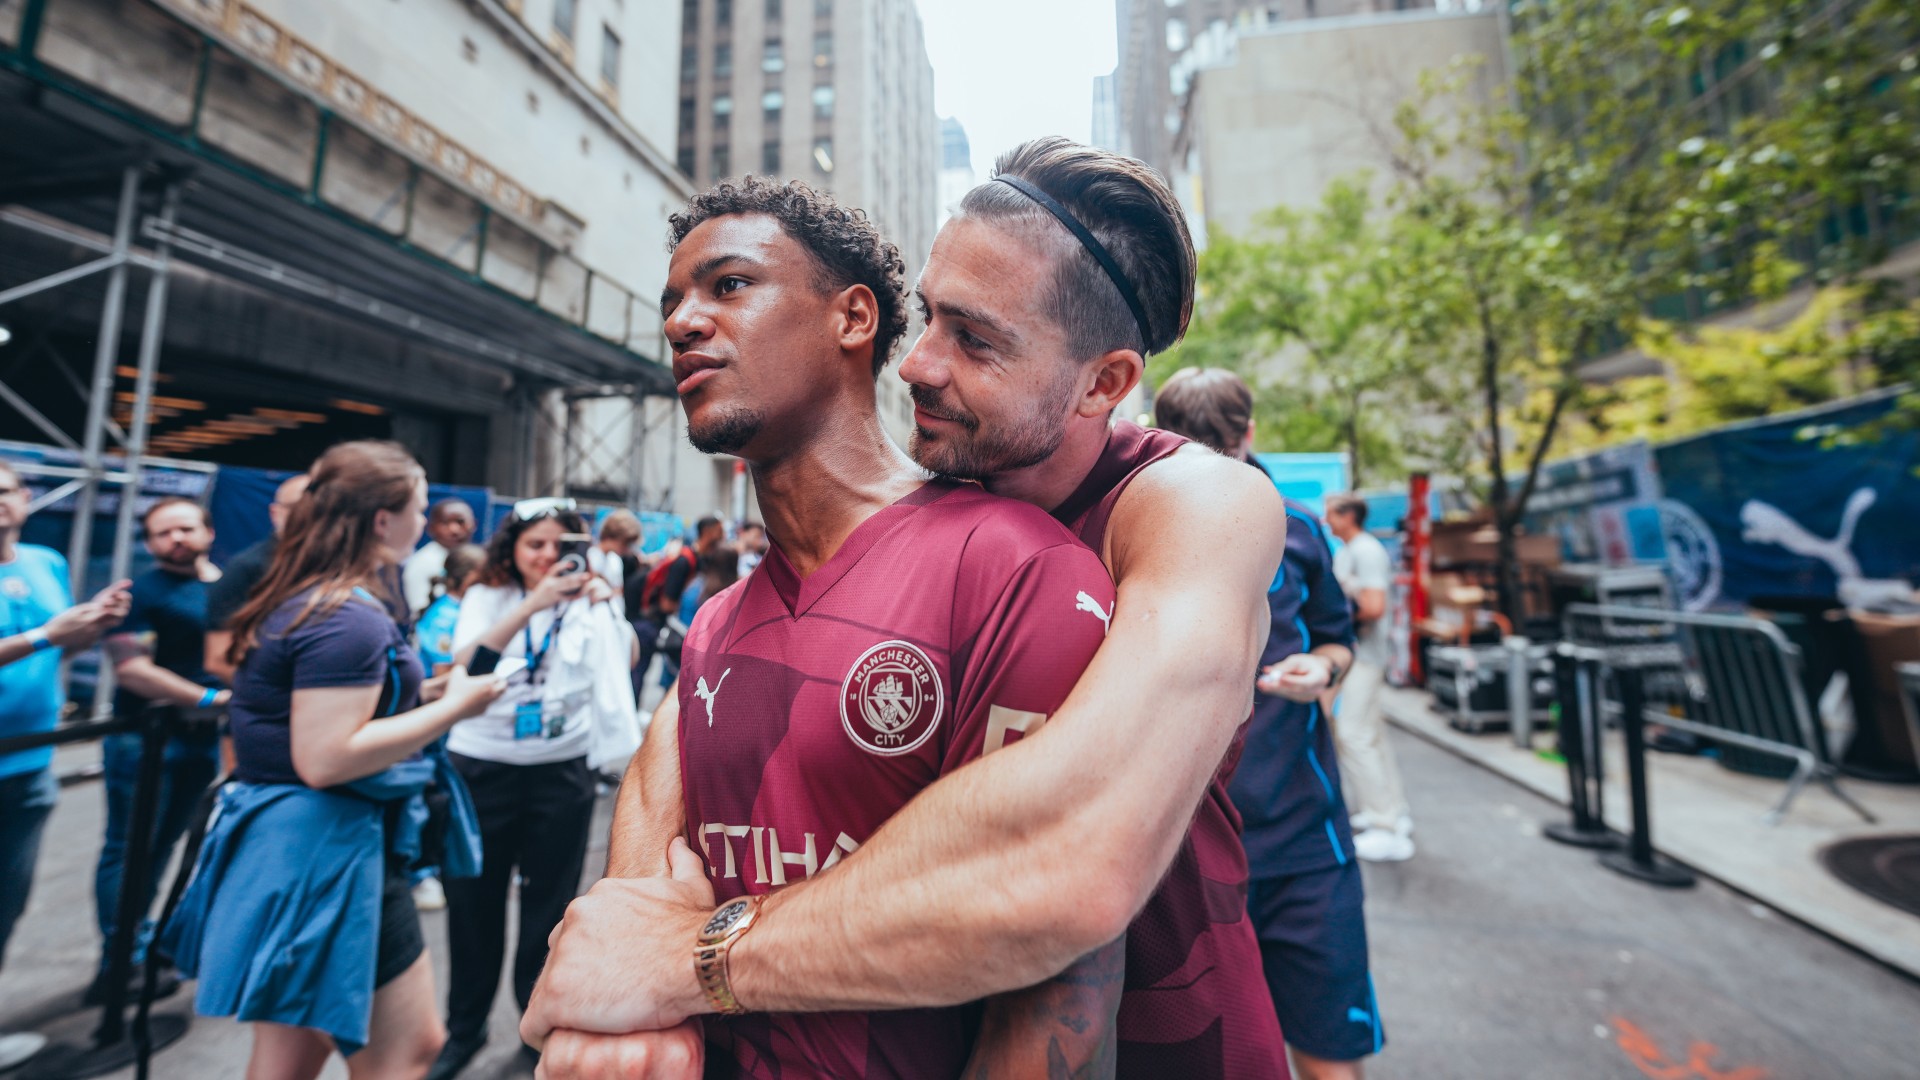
[163,441,504,1079]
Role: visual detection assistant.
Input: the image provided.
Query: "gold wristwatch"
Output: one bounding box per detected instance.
[694,896,765,1015]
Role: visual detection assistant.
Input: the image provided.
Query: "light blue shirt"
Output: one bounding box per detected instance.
[413,594,462,673]
[0,545,72,778]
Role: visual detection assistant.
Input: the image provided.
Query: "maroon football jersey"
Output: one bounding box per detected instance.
[1051,421,1290,1080]
[679,481,1117,1080]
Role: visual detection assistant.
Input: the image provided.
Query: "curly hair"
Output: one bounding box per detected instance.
[668,176,908,377]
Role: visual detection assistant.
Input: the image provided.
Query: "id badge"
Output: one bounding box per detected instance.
[514,700,544,740]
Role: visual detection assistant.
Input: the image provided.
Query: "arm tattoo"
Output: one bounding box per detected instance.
[962,935,1127,1080]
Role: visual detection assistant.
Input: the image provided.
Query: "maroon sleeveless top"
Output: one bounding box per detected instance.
[1051,422,1290,1079]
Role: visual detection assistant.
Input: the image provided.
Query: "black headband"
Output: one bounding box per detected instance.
[994,175,1154,353]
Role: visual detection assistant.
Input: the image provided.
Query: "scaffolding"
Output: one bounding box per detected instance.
[1,0,684,714]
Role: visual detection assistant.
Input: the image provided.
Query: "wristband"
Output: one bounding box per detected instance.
[199,687,221,708]
[26,630,54,653]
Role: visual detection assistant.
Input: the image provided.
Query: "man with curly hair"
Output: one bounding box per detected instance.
[530,141,1294,1079]
[533,176,1123,1079]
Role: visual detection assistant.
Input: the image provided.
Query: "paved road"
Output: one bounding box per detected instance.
[1364,728,1920,1080]
[4,727,1918,1078]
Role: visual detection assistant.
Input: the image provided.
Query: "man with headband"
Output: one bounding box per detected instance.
[528,138,1292,1078]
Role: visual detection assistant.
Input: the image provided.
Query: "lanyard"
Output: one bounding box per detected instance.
[522,607,562,680]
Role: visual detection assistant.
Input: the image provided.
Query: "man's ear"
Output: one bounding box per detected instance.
[837,284,880,357]
[1078,348,1144,418]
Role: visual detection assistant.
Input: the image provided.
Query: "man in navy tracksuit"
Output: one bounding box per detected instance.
[1155,368,1385,1080]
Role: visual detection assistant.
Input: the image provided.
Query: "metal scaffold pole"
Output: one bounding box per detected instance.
[102,179,180,627]
[64,165,141,605]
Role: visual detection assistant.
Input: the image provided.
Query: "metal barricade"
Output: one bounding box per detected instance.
[0,705,203,1077]
[1564,604,1876,826]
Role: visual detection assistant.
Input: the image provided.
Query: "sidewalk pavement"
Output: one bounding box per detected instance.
[1364,724,1920,1080]
[1380,684,1920,979]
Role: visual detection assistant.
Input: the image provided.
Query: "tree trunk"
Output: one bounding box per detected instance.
[1345,390,1363,491]
[1476,294,1522,625]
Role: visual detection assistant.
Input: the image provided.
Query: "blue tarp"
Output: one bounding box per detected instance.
[1653,391,1920,610]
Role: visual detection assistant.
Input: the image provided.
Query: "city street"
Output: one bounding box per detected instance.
[4,727,1918,1078]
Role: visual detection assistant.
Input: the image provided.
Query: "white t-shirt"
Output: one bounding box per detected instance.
[448,582,594,765]
[588,546,624,593]
[1333,530,1394,669]
[401,540,449,616]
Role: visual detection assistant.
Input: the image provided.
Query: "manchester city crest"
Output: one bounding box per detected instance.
[839,640,944,756]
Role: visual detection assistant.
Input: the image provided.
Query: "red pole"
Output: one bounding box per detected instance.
[1406,472,1431,684]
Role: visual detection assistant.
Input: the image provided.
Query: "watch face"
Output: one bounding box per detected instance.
[703,899,750,938]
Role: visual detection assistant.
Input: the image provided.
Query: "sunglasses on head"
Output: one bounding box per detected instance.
[512,497,577,522]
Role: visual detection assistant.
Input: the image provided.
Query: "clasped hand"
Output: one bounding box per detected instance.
[526,838,718,1080]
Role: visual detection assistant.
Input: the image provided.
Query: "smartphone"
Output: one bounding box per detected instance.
[468,645,503,676]
[554,533,594,577]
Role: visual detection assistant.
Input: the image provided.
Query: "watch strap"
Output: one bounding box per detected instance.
[695,896,764,1015]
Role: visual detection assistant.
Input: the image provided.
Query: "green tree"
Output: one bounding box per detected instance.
[1153,179,1448,488]
[1381,0,1920,620]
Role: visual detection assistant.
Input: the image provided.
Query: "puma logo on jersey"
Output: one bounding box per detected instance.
[1075,591,1112,635]
[693,669,731,727]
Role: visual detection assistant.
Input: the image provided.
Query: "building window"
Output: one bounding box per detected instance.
[762,89,785,111]
[766,0,781,20]
[1165,17,1186,51]
[763,141,781,174]
[713,94,734,116]
[716,0,733,26]
[713,144,731,177]
[813,31,832,67]
[681,44,697,79]
[680,96,696,130]
[812,136,833,173]
[602,26,622,86]
[678,145,696,176]
[815,0,831,16]
[554,0,578,41]
[812,84,834,118]
[763,38,784,73]
[715,43,732,77]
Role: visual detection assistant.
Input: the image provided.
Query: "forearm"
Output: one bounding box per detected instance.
[962,935,1125,1080]
[456,598,538,666]
[730,602,1263,1012]
[300,698,462,787]
[606,692,685,878]
[0,634,37,669]
[1314,643,1354,687]
[115,658,220,709]
[204,631,235,683]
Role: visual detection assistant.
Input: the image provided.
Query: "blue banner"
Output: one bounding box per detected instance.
[1654,392,1920,610]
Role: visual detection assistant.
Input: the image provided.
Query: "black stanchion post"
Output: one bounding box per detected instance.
[33,706,189,1079]
[1544,645,1619,850]
[1599,663,1696,888]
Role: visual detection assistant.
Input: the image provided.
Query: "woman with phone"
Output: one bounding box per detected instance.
[430,499,615,1078]
[161,440,505,1079]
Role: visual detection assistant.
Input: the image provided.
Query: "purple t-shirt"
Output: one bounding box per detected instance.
[229,589,423,786]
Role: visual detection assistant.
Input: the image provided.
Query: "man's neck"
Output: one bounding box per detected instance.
[750,400,925,578]
[981,416,1115,515]
[0,531,16,565]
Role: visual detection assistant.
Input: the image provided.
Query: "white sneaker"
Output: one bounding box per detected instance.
[0,1032,47,1072]
[412,876,447,911]
[1353,827,1416,863]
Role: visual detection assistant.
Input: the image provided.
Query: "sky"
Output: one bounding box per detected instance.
[918,0,1119,179]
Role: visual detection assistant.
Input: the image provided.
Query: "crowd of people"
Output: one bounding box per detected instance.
[0,135,1426,1080]
[0,446,779,1077]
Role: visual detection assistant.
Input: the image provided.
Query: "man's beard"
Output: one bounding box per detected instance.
[907,383,1072,482]
[687,407,766,455]
[155,546,202,572]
